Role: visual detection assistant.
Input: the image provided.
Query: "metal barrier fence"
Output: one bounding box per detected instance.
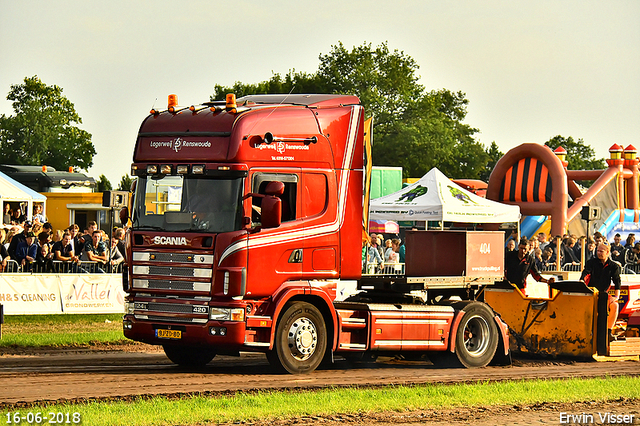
[362,261,405,276]
[2,260,123,274]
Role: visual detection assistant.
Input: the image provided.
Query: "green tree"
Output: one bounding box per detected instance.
[479,142,504,182]
[118,174,133,191]
[0,76,96,170]
[96,174,112,192]
[544,135,605,171]
[211,42,490,179]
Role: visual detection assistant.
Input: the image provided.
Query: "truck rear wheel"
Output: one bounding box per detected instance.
[163,345,216,367]
[267,301,327,374]
[453,302,499,368]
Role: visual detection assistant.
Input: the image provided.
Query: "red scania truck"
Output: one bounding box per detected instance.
[121,93,510,373]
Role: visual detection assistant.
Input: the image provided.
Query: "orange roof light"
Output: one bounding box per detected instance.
[168,94,178,109]
[68,166,74,173]
[226,93,237,111]
[42,165,47,172]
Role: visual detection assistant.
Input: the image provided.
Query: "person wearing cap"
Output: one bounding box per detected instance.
[8,221,32,261]
[15,231,38,272]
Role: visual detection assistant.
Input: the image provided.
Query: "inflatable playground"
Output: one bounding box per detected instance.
[485,142,640,357]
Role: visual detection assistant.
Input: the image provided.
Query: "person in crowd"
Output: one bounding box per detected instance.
[8,221,32,260]
[4,227,18,250]
[541,246,556,270]
[363,236,383,274]
[0,228,10,272]
[3,204,12,225]
[15,231,38,272]
[35,231,54,273]
[11,208,26,225]
[383,239,397,263]
[610,233,626,265]
[53,232,81,272]
[43,222,53,234]
[584,237,597,262]
[31,222,43,237]
[67,224,84,258]
[81,221,98,246]
[625,233,635,250]
[383,238,401,273]
[53,229,64,243]
[537,232,549,251]
[114,227,126,261]
[580,243,622,347]
[571,233,582,259]
[561,236,581,270]
[534,247,544,271]
[505,239,516,256]
[82,230,108,273]
[398,239,405,264]
[369,232,384,259]
[108,237,124,272]
[33,204,46,224]
[625,243,640,274]
[505,237,555,290]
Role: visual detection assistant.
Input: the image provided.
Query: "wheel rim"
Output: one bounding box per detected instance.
[463,314,490,356]
[287,317,318,361]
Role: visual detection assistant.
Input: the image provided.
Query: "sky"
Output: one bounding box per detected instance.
[1,1,639,185]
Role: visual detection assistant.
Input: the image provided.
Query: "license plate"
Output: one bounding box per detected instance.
[156,329,181,339]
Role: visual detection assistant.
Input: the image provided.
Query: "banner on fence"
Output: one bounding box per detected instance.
[60,275,125,314]
[0,274,124,315]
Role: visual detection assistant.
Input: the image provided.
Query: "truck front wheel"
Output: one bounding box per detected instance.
[453,302,499,368]
[163,345,216,367]
[267,302,327,374]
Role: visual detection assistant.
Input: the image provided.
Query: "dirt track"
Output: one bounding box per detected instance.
[0,345,638,400]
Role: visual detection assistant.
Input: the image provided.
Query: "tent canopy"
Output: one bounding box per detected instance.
[369,168,520,224]
[0,171,46,222]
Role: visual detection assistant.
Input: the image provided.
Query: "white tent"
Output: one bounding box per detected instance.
[0,171,47,223]
[369,168,520,224]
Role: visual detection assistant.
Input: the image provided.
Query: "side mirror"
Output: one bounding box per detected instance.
[261,196,281,229]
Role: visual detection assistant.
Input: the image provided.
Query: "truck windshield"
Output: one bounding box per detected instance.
[133,175,243,233]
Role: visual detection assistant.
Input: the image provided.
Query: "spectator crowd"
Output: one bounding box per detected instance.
[505,230,640,274]
[0,203,126,274]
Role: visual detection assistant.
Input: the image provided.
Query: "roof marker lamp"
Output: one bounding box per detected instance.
[226,94,237,112]
[131,165,138,175]
[168,94,178,109]
[160,165,172,174]
[146,165,158,174]
[192,165,205,175]
[177,165,189,174]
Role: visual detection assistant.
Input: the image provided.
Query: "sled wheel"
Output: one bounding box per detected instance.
[268,302,327,374]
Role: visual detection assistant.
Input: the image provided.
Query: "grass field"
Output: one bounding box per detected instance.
[0,314,126,347]
[9,376,640,426]
[2,315,639,425]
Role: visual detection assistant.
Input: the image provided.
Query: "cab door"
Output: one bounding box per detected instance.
[245,170,303,297]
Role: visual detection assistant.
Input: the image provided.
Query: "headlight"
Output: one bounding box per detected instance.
[125,301,135,315]
[209,307,245,322]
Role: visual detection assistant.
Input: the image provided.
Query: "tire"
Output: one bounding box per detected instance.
[453,302,499,368]
[268,302,327,374]
[163,345,216,367]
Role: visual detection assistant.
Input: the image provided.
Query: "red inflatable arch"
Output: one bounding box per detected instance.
[487,143,568,236]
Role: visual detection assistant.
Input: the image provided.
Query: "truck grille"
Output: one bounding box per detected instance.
[146,315,206,324]
[132,265,212,278]
[132,279,211,292]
